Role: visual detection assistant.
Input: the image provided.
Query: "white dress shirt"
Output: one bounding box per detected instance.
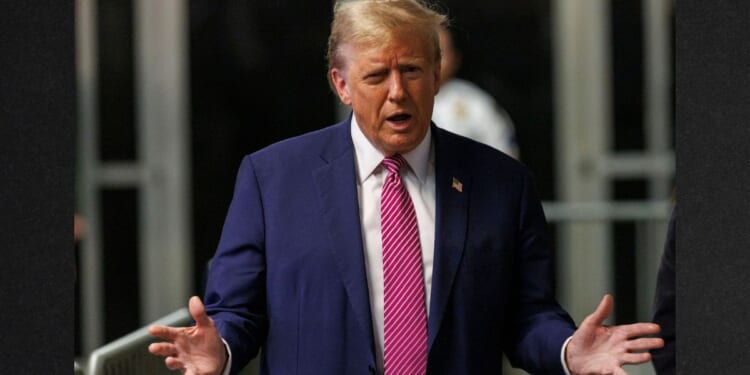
[350,116,436,374]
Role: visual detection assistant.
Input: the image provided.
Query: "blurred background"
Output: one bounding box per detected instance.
[73,0,674,374]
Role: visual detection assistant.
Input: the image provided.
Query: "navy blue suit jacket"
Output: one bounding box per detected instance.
[203,119,576,374]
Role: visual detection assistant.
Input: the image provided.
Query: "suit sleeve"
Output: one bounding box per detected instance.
[203,155,268,375]
[504,169,577,374]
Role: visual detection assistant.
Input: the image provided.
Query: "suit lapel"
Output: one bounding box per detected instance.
[311,122,375,355]
[428,126,471,352]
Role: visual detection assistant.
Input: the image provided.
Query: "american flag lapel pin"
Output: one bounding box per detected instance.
[451,177,463,192]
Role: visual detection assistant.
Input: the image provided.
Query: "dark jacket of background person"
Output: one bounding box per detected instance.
[652,207,676,375]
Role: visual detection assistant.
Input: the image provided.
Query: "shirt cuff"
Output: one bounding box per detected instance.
[560,336,573,375]
[221,338,233,375]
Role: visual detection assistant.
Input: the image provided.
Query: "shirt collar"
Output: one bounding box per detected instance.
[350,115,432,184]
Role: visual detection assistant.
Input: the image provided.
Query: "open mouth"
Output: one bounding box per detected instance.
[387,113,412,123]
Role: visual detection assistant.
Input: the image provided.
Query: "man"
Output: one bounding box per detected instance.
[149,1,663,374]
[432,25,520,159]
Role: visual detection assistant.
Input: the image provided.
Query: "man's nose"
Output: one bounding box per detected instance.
[387,73,406,102]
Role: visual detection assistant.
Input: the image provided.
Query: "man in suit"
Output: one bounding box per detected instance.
[149,1,663,374]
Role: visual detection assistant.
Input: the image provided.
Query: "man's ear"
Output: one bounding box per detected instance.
[331,68,352,105]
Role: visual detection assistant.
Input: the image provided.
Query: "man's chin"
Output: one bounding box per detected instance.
[379,136,421,155]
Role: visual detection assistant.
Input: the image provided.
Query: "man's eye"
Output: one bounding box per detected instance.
[364,72,386,83]
[404,67,422,77]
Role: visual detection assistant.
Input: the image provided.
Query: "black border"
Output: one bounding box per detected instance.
[676,0,750,373]
[0,2,76,373]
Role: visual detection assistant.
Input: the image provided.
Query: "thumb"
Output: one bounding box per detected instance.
[189,296,212,327]
[582,294,614,328]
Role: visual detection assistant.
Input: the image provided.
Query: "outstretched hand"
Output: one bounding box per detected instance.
[565,294,663,375]
[148,296,228,375]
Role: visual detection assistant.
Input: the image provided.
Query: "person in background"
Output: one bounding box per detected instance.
[432,24,520,159]
[651,205,676,374]
[148,1,662,374]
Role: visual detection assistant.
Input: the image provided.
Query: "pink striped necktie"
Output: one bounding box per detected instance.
[381,154,428,375]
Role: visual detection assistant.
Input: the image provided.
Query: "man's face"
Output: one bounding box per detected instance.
[331,34,441,156]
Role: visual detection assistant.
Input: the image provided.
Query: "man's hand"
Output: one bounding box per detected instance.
[565,294,664,375]
[149,296,228,375]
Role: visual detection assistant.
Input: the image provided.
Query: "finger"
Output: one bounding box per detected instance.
[189,296,212,328]
[624,337,664,352]
[582,294,614,328]
[149,324,184,340]
[620,351,652,365]
[148,342,177,356]
[613,368,629,375]
[165,356,184,371]
[614,322,661,338]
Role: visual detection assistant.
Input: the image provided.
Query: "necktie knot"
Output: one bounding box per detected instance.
[382,154,407,175]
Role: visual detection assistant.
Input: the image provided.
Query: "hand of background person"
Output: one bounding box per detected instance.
[565,294,664,375]
[149,296,228,375]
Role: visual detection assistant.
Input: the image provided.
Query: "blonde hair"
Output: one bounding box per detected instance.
[326,0,448,90]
